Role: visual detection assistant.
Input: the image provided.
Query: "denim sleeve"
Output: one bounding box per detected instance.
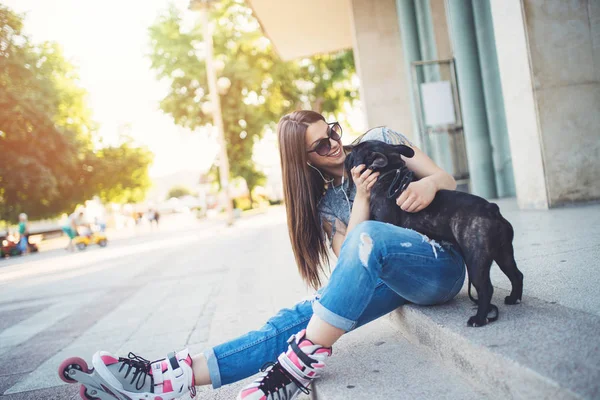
[382,127,414,147]
[358,126,414,147]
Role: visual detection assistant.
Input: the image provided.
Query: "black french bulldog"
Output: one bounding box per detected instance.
[345,140,524,327]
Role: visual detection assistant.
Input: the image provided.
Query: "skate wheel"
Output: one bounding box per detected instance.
[58,357,89,383]
[80,385,100,400]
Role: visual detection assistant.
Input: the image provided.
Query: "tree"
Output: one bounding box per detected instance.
[90,137,154,204]
[0,5,153,222]
[167,185,193,199]
[148,0,358,201]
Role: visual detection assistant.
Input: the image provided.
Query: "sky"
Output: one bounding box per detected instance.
[3,0,223,177]
[4,0,365,185]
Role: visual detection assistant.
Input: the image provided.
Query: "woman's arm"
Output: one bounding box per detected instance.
[326,143,455,255]
[325,165,379,257]
[397,146,456,213]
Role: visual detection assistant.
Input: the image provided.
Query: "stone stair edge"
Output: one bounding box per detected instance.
[385,287,600,400]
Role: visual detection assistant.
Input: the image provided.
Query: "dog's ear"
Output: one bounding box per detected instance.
[368,152,388,170]
[391,144,415,158]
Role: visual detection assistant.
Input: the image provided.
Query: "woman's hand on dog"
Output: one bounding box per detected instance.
[396,178,436,213]
[351,164,380,201]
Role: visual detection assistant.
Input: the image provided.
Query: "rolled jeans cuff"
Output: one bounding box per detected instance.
[312,300,356,331]
[203,347,222,389]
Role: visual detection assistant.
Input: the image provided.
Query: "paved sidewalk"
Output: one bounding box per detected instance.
[0,207,312,399]
[1,201,598,399]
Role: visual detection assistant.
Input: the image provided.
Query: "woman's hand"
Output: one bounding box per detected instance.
[396,178,436,213]
[351,165,380,201]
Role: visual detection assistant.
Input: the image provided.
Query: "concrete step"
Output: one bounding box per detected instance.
[312,318,486,400]
[388,286,600,400]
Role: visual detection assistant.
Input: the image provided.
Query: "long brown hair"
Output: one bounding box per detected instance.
[277,110,330,289]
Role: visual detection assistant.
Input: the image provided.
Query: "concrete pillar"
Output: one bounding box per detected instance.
[447,0,497,198]
[429,0,452,60]
[490,0,600,208]
[472,0,516,197]
[395,0,424,144]
[414,0,454,174]
[348,0,414,140]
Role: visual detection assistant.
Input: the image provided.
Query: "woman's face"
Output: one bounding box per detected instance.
[305,120,345,170]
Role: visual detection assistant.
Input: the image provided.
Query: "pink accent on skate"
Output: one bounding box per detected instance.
[286,351,303,369]
[298,339,314,349]
[240,387,264,399]
[184,355,193,367]
[101,355,119,366]
[163,380,173,393]
[154,397,163,400]
[161,361,169,373]
[307,371,315,377]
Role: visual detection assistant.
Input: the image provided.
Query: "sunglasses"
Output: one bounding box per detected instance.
[307,122,343,156]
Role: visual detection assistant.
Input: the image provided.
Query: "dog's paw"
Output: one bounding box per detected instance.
[504,295,521,305]
[467,316,487,327]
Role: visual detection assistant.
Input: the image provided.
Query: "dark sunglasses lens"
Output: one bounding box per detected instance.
[315,139,332,156]
[330,124,342,140]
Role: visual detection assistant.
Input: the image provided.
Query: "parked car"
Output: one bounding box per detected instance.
[0,236,38,258]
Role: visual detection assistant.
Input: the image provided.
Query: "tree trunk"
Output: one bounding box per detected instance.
[248,187,254,208]
[312,97,324,113]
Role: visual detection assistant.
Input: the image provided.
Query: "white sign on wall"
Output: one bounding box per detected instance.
[420,81,456,127]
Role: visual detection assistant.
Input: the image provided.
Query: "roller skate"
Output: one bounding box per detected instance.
[58,349,196,399]
[237,329,331,400]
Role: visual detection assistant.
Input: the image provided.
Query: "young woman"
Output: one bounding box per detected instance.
[80,110,465,400]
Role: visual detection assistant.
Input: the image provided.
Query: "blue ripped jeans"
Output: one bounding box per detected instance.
[203,221,465,388]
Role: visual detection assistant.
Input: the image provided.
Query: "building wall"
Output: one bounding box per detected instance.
[349,0,415,140]
[491,0,600,208]
[523,0,600,206]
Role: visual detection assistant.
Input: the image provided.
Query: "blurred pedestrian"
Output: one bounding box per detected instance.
[62,209,88,252]
[147,208,160,228]
[17,213,29,254]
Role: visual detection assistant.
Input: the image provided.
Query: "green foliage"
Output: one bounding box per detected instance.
[167,185,193,199]
[0,5,153,222]
[148,0,357,197]
[90,138,154,204]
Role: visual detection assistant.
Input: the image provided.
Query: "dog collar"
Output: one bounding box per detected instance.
[379,167,414,199]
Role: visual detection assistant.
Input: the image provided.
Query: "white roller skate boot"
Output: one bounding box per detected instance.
[237,329,332,400]
[59,349,196,400]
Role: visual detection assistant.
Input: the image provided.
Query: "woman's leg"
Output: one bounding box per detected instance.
[84,221,464,399]
[234,221,465,400]
[199,279,409,388]
[308,221,465,345]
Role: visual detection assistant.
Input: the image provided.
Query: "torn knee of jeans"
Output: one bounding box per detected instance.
[419,233,443,258]
[358,232,373,268]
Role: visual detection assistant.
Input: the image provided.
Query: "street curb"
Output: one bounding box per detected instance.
[386,286,600,399]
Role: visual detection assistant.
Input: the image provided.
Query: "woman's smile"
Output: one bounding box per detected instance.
[327,146,343,159]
